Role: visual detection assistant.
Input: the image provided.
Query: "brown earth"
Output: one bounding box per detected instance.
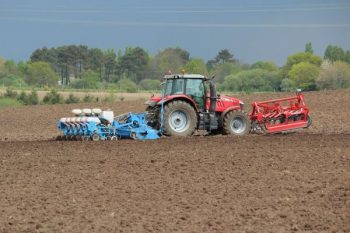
[0,89,349,232]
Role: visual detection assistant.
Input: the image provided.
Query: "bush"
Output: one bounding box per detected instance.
[4,88,18,98]
[18,91,28,104]
[17,90,39,105]
[27,90,39,105]
[222,69,279,92]
[280,78,296,92]
[65,93,80,104]
[43,89,63,104]
[3,89,39,106]
[117,78,137,93]
[222,74,242,92]
[82,95,96,103]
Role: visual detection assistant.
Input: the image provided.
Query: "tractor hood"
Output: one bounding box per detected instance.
[218,95,243,105]
[215,94,244,112]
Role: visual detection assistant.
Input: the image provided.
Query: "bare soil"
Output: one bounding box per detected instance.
[0,89,349,232]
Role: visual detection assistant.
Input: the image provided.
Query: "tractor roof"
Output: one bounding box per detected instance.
[163,74,207,80]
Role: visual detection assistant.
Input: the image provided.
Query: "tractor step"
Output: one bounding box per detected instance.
[199,112,218,131]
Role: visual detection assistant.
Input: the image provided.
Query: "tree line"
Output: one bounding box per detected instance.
[0,43,350,92]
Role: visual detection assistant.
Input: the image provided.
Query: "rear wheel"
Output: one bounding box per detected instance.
[163,100,197,136]
[223,110,250,136]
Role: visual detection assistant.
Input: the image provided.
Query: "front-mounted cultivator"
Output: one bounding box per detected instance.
[56,74,312,141]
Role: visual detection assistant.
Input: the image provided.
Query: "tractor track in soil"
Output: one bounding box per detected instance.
[0,89,349,232]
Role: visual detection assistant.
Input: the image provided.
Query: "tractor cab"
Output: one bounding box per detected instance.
[162,74,207,111]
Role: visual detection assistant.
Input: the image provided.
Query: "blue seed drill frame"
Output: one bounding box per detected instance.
[57,94,164,141]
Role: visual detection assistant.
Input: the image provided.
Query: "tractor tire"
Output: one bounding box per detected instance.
[163,100,197,137]
[223,110,251,136]
[306,115,312,128]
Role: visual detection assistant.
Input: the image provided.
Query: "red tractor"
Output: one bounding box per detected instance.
[145,74,251,136]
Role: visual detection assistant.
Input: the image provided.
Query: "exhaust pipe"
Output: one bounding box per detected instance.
[209,81,217,114]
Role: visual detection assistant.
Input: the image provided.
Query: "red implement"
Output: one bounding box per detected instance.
[250,91,311,133]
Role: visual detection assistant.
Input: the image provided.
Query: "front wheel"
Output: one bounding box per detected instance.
[223,110,251,136]
[306,115,312,128]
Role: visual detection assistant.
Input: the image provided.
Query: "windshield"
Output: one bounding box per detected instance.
[164,79,185,96]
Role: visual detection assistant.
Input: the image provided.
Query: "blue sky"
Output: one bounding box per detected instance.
[0,0,349,65]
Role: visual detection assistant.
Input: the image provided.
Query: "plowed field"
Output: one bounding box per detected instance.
[0,90,349,232]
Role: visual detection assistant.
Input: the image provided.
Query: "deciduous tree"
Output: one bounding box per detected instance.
[316,61,350,89]
[184,58,208,75]
[324,45,346,62]
[287,62,319,91]
[26,61,59,87]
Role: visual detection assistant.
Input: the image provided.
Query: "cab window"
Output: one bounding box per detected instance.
[165,79,185,96]
[186,79,205,109]
[186,79,204,98]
